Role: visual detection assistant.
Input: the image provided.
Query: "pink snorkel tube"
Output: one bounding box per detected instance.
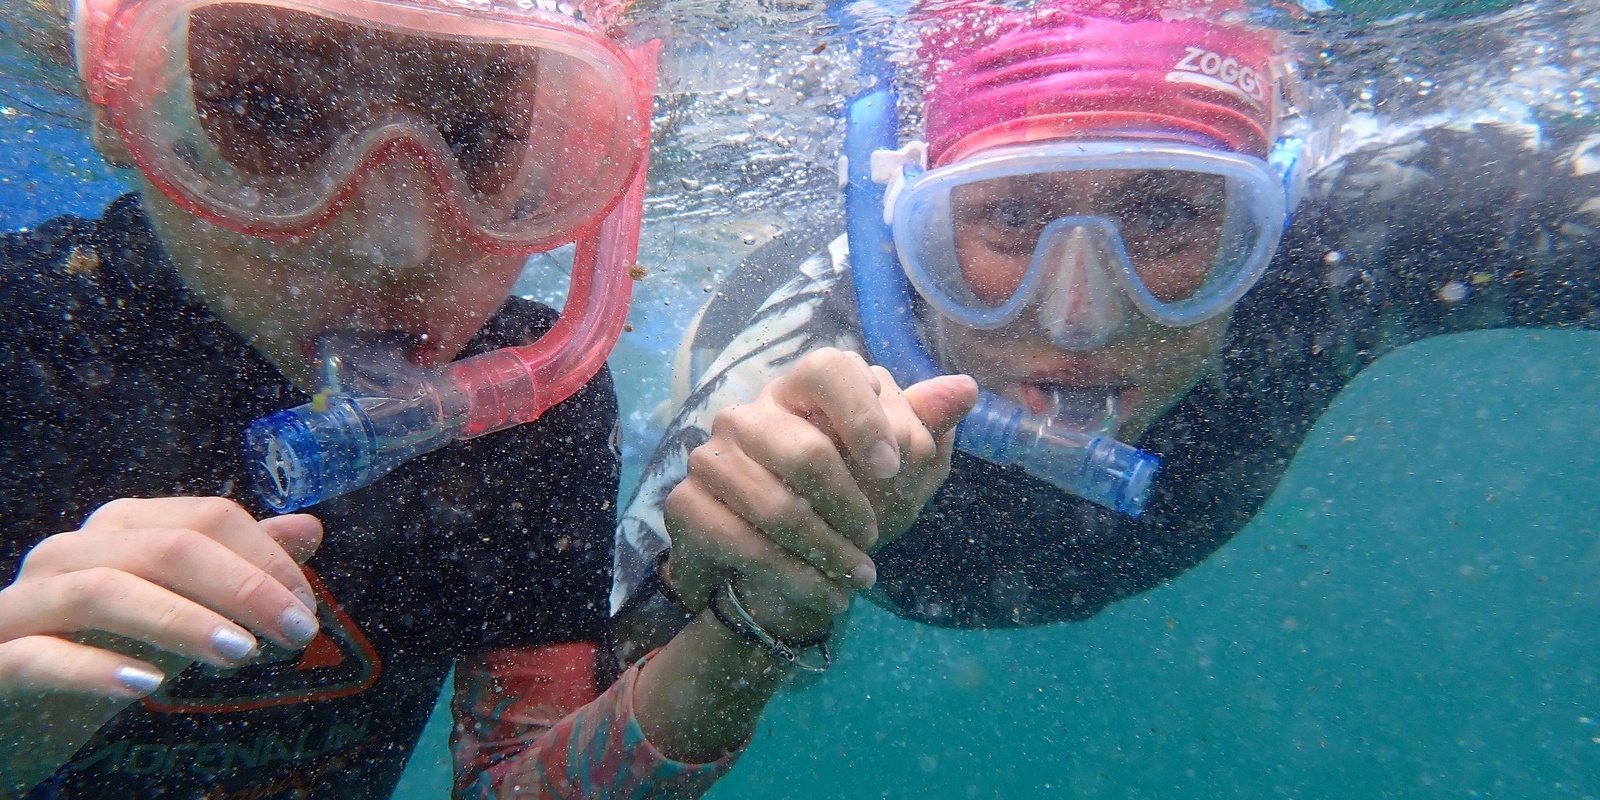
[246,43,657,513]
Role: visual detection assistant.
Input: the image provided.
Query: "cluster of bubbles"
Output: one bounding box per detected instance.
[1299,0,1600,127]
[628,0,1600,240]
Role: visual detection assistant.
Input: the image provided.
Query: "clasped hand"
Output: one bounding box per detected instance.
[664,348,978,639]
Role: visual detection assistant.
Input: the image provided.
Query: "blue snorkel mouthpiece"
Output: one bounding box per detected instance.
[957,394,1157,516]
[842,78,1160,517]
[245,333,462,513]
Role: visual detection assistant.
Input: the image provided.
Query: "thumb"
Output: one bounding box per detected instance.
[259,514,324,565]
[902,375,979,437]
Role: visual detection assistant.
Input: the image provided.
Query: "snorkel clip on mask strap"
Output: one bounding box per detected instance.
[868,141,927,226]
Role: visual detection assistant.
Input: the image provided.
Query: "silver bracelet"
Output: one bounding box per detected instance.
[710,578,833,673]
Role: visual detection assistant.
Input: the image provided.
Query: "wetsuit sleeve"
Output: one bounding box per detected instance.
[1291,121,1600,347]
[450,646,739,799]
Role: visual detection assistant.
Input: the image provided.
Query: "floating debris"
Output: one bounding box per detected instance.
[310,388,334,414]
[63,245,99,277]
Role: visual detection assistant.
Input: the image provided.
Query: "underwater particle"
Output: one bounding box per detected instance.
[79,359,113,389]
[623,323,634,332]
[1340,434,1357,444]
[948,658,988,688]
[1281,616,1299,631]
[627,264,647,280]
[63,245,100,277]
[812,42,827,54]
[1470,272,1493,285]
[679,177,702,190]
[1166,616,1177,629]
[310,388,334,414]
[1323,250,1343,265]
[1437,280,1468,304]
[740,232,757,245]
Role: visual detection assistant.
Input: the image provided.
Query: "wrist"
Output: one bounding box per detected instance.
[704,579,833,673]
[727,577,838,643]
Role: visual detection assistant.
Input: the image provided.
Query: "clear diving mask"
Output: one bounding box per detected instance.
[69,0,663,512]
[876,138,1292,349]
[845,93,1173,516]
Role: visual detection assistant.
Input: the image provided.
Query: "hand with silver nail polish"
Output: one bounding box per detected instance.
[0,496,323,702]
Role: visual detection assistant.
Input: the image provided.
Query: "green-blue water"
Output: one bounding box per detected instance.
[5,2,1598,788]
[392,328,1600,798]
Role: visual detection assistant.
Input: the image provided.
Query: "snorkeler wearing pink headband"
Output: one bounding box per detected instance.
[0,1,765,796]
[921,0,1281,163]
[617,0,1600,686]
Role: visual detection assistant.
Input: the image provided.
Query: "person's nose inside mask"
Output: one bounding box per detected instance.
[1034,224,1133,351]
[340,154,442,275]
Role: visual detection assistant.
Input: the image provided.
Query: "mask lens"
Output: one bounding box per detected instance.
[105,0,645,247]
[1100,170,1228,303]
[188,5,540,194]
[897,160,1279,331]
[946,169,1229,305]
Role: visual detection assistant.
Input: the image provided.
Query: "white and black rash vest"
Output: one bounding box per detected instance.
[616,119,1600,628]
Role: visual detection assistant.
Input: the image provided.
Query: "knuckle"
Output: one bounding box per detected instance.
[55,640,123,689]
[685,445,722,478]
[71,566,131,604]
[752,490,808,529]
[229,568,276,610]
[17,532,74,576]
[664,482,691,513]
[149,601,188,641]
[151,527,207,566]
[664,483,700,525]
[188,496,250,531]
[0,637,51,686]
[803,347,844,370]
[787,430,836,471]
[84,497,142,526]
[712,404,760,437]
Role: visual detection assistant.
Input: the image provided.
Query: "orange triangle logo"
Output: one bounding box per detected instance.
[295,631,346,671]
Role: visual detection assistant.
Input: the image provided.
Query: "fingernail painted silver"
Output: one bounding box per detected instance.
[212,627,258,661]
[279,606,319,647]
[115,666,163,696]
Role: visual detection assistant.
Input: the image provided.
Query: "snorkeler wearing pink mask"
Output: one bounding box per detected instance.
[614,0,1600,673]
[0,0,773,796]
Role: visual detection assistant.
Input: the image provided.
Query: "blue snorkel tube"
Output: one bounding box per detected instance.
[838,14,1158,516]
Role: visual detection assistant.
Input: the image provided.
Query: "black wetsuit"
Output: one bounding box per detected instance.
[1,196,620,797]
[615,122,1600,629]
